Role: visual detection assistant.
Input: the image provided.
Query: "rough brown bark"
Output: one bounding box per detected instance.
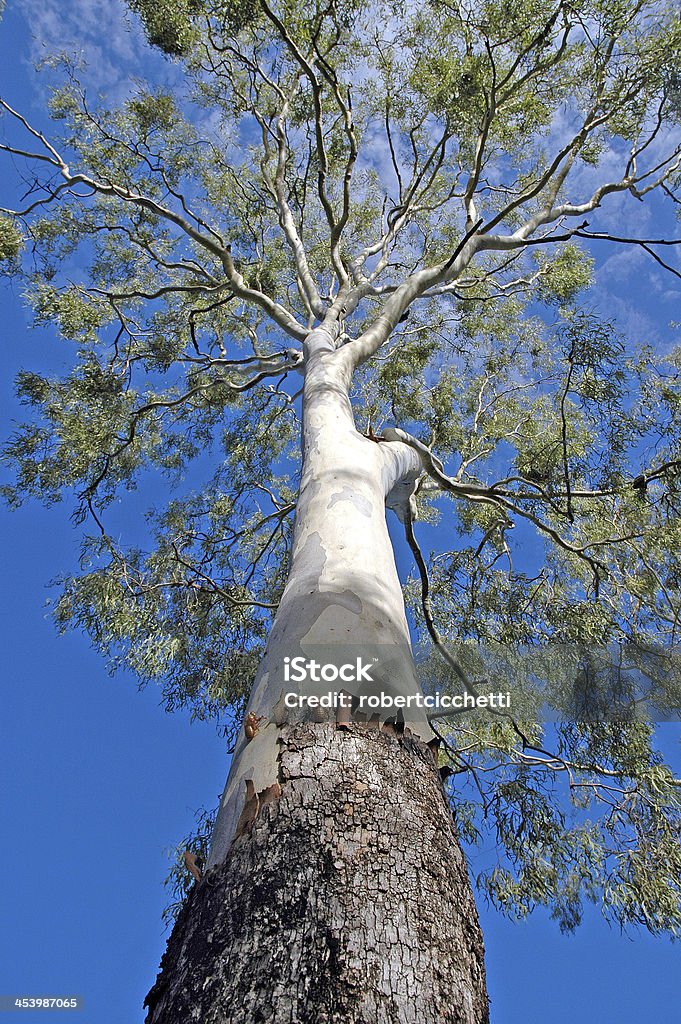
[145,723,489,1024]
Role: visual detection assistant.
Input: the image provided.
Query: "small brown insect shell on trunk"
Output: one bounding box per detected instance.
[183,850,203,883]
[244,711,265,740]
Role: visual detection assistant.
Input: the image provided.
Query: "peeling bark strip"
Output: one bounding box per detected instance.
[145,725,488,1024]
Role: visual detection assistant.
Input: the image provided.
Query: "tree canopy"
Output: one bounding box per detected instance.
[1,0,681,935]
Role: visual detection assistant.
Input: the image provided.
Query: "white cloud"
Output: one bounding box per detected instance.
[18,0,180,101]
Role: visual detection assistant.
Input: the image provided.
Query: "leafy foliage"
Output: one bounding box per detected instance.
[0,213,22,268]
[445,719,681,935]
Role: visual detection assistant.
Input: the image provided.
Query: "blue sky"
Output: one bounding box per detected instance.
[1,1,680,1021]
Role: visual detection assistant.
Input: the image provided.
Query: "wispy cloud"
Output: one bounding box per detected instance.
[18,0,179,101]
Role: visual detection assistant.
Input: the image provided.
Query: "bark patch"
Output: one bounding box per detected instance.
[327,485,373,517]
[146,724,488,1024]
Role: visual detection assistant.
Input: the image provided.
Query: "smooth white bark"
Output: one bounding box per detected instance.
[208,327,425,866]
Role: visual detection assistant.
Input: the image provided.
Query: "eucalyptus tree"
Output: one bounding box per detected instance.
[2,1,681,1021]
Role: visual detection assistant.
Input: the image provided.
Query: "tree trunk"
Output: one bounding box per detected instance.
[145,723,489,1024]
[145,326,489,1023]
